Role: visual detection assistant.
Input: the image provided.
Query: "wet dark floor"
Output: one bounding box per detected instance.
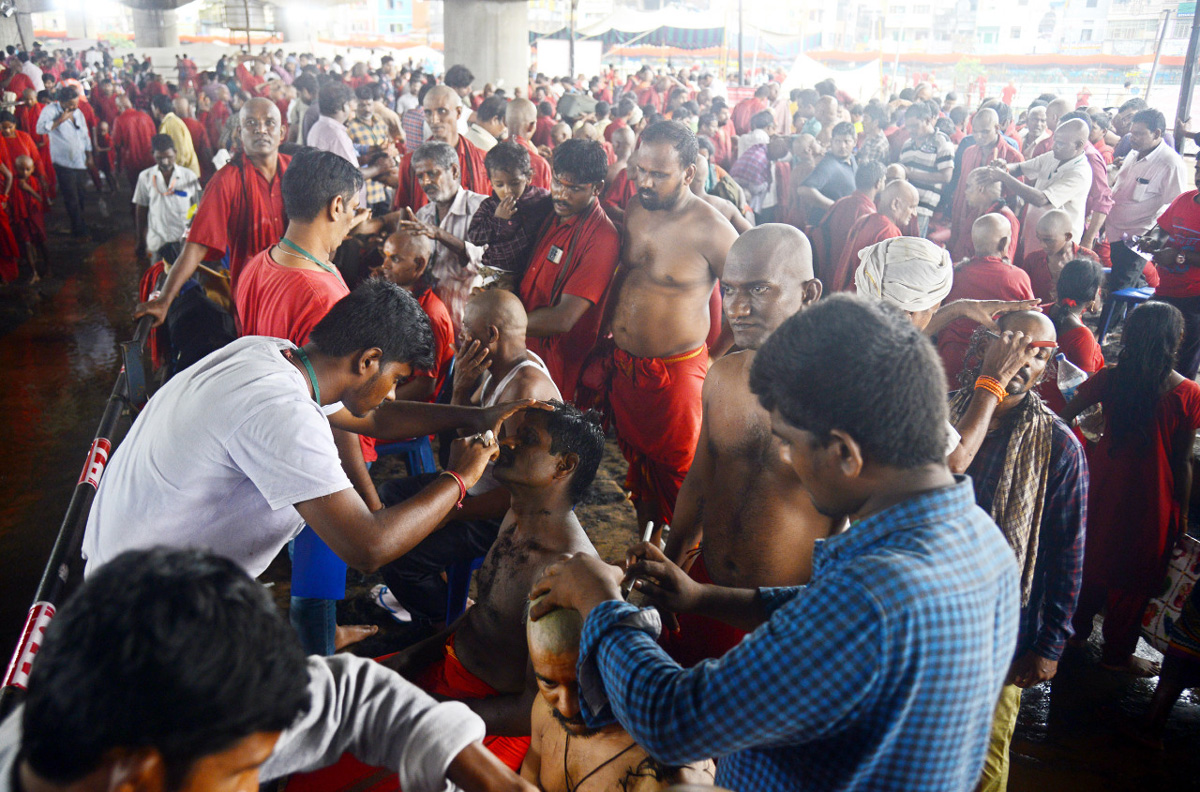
[1,183,1198,790]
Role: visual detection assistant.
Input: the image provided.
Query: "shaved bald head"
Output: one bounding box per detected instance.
[1045,97,1071,127]
[464,288,528,337]
[384,229,434,262]
[506,97,537,136]
[611,125,635,159]
[526,596,582,658]
[1034,208,1074,254]
[1052,118,1088,161]
[972,107,999,147]
[240,96,281,124]
[877,179,920,226]
[239,97,282,158]
[723,224,820,348]
[172,95,190,118]
[971,213,1012,259]
[424,84,462,109]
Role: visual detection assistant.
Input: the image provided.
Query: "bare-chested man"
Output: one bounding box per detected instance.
[661,225,833,666]
[520,600,715,791]
[385,402,605,772]
[607,120,739,531]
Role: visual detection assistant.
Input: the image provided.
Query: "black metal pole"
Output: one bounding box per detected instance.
[0,311,156,719]
[1176,2,1200,153]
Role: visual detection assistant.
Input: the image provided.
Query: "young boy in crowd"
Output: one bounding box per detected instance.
[11,153,48,281]
[467,141,553,290]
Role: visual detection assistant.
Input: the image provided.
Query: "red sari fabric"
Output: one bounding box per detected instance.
[610,345,709,523]
[1076,371,1200,595]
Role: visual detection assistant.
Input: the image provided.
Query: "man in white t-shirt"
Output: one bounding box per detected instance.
[132,133,201,262]
[83,279,535,579]
[976,118,1093,257]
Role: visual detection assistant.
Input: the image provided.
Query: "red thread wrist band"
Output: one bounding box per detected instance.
[442,470,467,509]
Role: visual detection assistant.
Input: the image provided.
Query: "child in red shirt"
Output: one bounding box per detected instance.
[11,154,48,281]
[94,120,116,193]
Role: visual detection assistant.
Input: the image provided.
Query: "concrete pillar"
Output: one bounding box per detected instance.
[64,0,87,39]
[132,7,179,48]
[443,0,528,97]
[0,14,31,50]
[275,2,317,48]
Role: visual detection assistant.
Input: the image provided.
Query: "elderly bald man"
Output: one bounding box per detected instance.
[135,97,291,327]
[976,117,1092,259]
[828,178,920,293]
[394,84,491,212]
[663,224,833,667]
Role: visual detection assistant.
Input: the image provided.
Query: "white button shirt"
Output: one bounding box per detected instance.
[1106,140,1190,241]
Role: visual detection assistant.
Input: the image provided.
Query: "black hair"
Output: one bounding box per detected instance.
[485,140,532,177]
[862,103,887,126]
[749,295,949,468]
[638,119,698,168]
[542,400,605,504]
[1050,257,1103,330]
[151,93,173,116]
[54,85,75,104]
[595,100,610,118]
[993,101,1012,129]
[898,87,915,101]
[444,63,474,89]
[417,79,434,106]
[949,106,968,126]
[696,135,715,156]
[1132,108,1167,135]
[831,121,855,139]
[815,79,837,97]
[1060,110,1092,132]
[537,100,554,117]
[293,73,318,96]
[616,96,636,117]
[475,93,507,123]
[151,133,175,153]
[945,90,958,102]
[552,138,607,184]
[354,81,381,102]
[754,84,771,98]
[698,111,715,129]
[309,279,435,369]
[318,80,353,115]
[904,102,933,121]
[750,109,776,131]
[1119,97,1148,114]
[1089,110,1112,131]
[21,548,310,787]
[0,110,15,125]
[796,88,819,106]
[1105,302,1184,451]
[855,159,887,190]
[281,146,365,222]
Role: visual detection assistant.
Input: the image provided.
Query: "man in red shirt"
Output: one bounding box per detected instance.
[0,56,34,98]
[731,84,770,135]
[936,213,1035,385]
[135,97,291,327]
[1145,166,1200,377]
[234,148,392,656]
[503,97,552,190]
[520,139,620,402]
[811,160,886,284]
[110,95,156,191]
[393,85,490,212]
[829,179,919,293]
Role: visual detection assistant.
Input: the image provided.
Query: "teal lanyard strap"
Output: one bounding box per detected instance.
[279,237,336,274]
[292,347,321,404]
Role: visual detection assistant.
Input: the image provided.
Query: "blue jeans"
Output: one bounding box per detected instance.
[289,584,336,656]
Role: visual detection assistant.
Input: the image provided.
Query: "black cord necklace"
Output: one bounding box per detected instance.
[563,733,639,792]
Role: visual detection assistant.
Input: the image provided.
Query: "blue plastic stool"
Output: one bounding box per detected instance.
[375,437,436,476]
[445,554,486,623]
[1098,286,1155,344]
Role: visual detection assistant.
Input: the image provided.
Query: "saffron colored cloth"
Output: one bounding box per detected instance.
[9,176,45,244]
[576,479,1019,792]
[812,191,874,286]
[520,198,621,403]
[1074,371,1200,595]
[187,153,290,288]
[661,550,748,668]
[111,107,158,183]
[1021,243,1097,303]
[831,212,901,293]
[936,256,1035,387]
[601,167,636,213]
[393,135,490,213]
[0,199,18,283]
[609,345,709,523]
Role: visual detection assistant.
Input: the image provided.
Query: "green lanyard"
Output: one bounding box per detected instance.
[291,346,321,404]
[278,237,336,274]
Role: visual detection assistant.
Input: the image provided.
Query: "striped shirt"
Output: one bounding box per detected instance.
[899,131,955,218]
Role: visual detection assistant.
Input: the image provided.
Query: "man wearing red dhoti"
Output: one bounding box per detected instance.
[810,160,885,285]
[936,213,1035,386]
[520,140,620,403]
[392,86,490,212]
[948,108,1024,259]
[828,179,920,293]
[135,98,290,327]
[110,96,157,190]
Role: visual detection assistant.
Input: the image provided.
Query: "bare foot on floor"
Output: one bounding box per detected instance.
[1100,655,1161,678]
[334,623,379,651]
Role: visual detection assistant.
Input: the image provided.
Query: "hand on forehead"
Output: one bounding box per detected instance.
[998,310,1056,344]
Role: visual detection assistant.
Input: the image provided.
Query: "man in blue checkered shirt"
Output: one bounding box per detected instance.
[530,295,1020,792]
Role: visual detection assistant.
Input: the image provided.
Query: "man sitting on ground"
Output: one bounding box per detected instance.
[663,225,834,667]
[374,290,561,626]
[0,547,533,792]
[519,599,715,791]
[383,402,605,772]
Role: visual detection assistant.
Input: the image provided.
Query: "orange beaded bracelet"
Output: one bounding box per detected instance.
[974,375,1007,403]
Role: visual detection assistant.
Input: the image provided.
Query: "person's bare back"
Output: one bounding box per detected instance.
[695,351,831,587]
[611,136,737,359]
[455,510,594,694]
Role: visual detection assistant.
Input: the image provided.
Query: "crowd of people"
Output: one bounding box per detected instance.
[1,40,1199,792]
